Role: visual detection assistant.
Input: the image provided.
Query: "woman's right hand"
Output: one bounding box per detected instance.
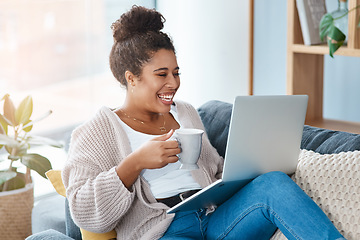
[115,129,180,189]
[134,129,180,170]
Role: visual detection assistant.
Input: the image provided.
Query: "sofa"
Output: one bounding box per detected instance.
[32,100,360,239]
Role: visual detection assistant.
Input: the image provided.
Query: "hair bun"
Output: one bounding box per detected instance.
[111,6,165,42]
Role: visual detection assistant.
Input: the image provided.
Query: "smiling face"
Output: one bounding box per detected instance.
[126,49,180,115]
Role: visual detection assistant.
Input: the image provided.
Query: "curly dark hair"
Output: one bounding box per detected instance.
[109,6,175,88]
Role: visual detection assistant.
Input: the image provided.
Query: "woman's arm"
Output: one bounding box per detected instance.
[63,114,180,233]
[62,113,135,233]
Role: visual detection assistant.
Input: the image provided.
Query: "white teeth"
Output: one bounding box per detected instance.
[158,94,174,102]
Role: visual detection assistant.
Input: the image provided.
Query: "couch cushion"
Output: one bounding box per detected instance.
[301,126,360,154]
[32,195,66,234]
[197,100,232,158]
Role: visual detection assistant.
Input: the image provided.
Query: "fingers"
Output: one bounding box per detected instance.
[166,155,179,164]
[151,129,174,141]
[165,147,181,157]
[148,151,179,169]
[151,143,180,168]
[164,139,179,149]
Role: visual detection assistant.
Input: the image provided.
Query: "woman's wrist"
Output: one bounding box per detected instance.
[115,152,143,189]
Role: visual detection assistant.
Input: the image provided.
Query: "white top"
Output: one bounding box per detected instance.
[115,105,201,198]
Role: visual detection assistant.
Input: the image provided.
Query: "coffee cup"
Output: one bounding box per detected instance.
[174,128,204,170]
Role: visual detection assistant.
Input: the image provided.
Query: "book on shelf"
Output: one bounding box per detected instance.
[296,0,327,45]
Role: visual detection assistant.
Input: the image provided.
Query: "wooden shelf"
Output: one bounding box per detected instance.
[291,44,360,57]
[306,118,360,134]
[287,0,360,134]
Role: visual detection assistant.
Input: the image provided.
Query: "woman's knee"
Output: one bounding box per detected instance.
[260,171,289,179]
[252,171,294,192]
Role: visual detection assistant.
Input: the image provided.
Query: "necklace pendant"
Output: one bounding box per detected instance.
[160,127,167,132]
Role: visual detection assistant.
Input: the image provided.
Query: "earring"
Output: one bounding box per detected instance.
[129,82,134,93]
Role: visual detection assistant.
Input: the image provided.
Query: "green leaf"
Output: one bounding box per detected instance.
[327,25,346,57]
[0,123,4,135]
[3,95,17,126]
[0,174,26,191]
[319,13,334,41]
[23,120,33,132]
[0,171,17,186]
[0,114,9,133]
[15,95,33,126]
[0,113,12,127]
[21,153,52,179]
[0,122,5,149]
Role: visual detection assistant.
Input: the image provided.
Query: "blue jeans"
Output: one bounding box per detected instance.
[161,171,345,240]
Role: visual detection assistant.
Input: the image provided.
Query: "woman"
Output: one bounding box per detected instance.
[29,5,345,240]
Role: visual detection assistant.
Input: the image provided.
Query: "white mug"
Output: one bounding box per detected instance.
[174,128,204,170]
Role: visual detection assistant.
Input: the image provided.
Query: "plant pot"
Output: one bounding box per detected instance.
[0,173,34,240]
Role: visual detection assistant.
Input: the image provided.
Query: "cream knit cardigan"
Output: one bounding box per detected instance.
[62,100,224,240]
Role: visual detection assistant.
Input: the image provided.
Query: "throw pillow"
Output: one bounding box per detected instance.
[46,170,66,197]
[293,149,360,240]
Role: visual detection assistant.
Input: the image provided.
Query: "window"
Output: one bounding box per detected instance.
[0,0,155,198]
[0,0,155,134]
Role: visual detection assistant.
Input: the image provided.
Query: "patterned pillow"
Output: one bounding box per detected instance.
[293,149,360,240]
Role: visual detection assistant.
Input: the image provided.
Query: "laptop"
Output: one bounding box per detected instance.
[167,95,308,214]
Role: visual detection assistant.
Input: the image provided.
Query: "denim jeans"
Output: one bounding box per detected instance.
[160,171,345,240]
[27,172,345,240]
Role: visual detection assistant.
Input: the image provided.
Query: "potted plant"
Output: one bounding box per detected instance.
[0,94,63,239]
[320,2,360,57]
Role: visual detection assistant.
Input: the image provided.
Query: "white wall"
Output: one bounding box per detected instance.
[156,0,250,108]
[253,0,287,95]
[157,0,360,122]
